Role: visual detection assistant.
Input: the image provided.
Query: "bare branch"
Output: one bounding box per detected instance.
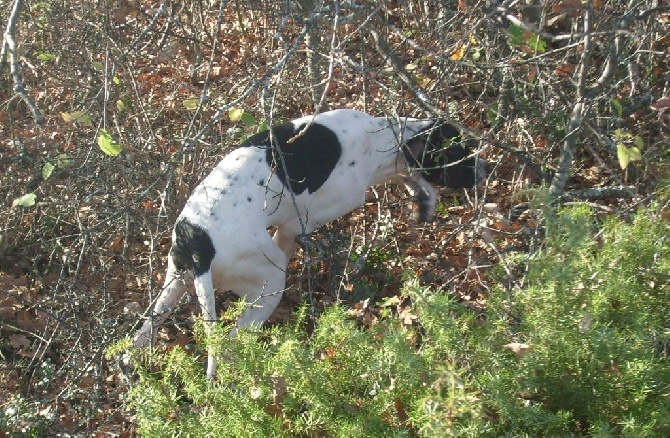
[176,4,321,161]
[368,26,548,182]
[117,0,171,63]
[563,185,637,200]
[555,4,592,191]
[2,0,44,124]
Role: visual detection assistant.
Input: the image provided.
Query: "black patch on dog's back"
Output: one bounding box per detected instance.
[242,122,341,195]
[172,218,216,277]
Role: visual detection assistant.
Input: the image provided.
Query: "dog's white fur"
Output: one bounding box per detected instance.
[134,109,486,378]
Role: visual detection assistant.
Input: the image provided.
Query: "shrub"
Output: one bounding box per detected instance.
[481,205,670,436]
[121,204,670,436]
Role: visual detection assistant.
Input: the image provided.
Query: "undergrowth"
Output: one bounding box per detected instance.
[114,203,670,437]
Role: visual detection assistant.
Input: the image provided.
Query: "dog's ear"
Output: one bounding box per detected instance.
[404,127,430,166]
[403,121,461,168]
[405,122,491,189]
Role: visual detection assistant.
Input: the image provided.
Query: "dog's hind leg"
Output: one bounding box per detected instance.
[194,239,287,378]
[230,242,288,335]
[272,222,303,260]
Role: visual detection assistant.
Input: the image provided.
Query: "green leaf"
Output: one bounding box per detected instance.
[55,153,72,168]
[116,100,125,112]
[472,47,482,62]
[113,75,120,85]
[257,121,269,132]
[508,24,524,46]
[42,162,55,180]
[36,52,56,62]
[629,146,642,162]
[92,61,104,71]
[486,105,499,124]
[611,98,623,117]
[61,111,93,128]
[228,107,245,122]
[43,153,73,180]
[12,193,37,208]
[182,97,201,110]
[617,143,630,169]
[240,112,257,127]
[97,129,122,157]
[528,34,546,53]
[614,128,632,140]
[633,136,644,149]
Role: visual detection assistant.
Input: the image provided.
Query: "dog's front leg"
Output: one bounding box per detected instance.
[193,269,218,379]
[134,257,188,348]
[400,173,437,222]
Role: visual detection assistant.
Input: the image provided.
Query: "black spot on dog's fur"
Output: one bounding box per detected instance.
[242,122,342,195]
[172,218,216,277]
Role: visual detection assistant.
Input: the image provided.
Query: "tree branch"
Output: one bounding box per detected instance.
[2,0,44,124]
[550,1,632,198]
[550,2,595,198]
[563,185,637,200]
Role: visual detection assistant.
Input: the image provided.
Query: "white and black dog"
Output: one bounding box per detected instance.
[134,109,489,378]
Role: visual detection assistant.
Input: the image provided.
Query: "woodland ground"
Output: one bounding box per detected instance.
[1,0,668,435]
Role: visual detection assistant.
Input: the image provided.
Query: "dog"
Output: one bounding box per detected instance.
[133,109,490,378]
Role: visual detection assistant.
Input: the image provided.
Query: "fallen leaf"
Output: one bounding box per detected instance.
[9,334,30,350]
[551,0,583,15]
[361,311,378,326]
[651,96,670,110]
[555,64,576,77]
[503,342,531,357]
[450,44,466,61]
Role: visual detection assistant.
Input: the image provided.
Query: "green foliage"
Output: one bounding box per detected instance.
[482,205,670,436]
[126,206,670,436]
[126,300,486,437]
[227,108,270,142]
[508,24,546,53]
[614,129,644,169]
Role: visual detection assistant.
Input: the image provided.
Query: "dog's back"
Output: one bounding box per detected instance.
[178,109,433,244]
[134,108,489,378]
